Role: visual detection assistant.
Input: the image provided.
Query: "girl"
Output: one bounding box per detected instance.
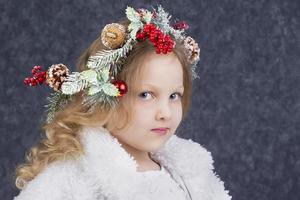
[14,5,232,200]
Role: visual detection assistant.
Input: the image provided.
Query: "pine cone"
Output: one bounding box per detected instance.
[183,36,200,64]
[101,23,127,49]
[46,63,70,91]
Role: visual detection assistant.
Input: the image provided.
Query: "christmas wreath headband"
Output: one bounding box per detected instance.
[23,5,200,123]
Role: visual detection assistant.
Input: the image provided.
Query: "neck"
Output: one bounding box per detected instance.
[119,141,152,162]
[117,140,162,171]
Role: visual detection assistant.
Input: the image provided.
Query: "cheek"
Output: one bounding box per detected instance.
[130,102,154,124]
[174,104,183,121]
[170,102,183,125]
[134,100,154,115]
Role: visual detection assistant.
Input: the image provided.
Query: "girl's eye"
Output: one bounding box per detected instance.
[170,92,183,100]
[138,91,153,100]
[138,91,183,100]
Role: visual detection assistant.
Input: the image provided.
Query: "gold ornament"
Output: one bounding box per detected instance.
[101,23,127,49]
[46,63,70,91]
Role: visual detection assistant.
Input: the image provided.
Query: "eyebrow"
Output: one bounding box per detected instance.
[142,83,184,90]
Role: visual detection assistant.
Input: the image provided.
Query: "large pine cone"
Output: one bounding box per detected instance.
[46,63,70,91]
[183,36,200,64]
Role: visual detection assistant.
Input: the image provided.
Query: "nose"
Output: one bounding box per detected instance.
[155,100,172,121]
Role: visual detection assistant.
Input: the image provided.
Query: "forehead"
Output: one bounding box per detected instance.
[138,52,183,87]
[142,83,184,91]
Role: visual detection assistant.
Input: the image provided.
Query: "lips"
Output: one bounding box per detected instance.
[151,127,170,135]
[151,127,169,131]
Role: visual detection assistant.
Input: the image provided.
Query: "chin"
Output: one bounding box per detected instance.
[146,141,168,153]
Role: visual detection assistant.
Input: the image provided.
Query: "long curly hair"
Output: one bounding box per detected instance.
[13,18,193,190]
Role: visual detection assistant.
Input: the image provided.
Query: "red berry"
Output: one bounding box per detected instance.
[149,37,154,41]
[144,25,150,32]
[149,29,154,33]
[38,77,44,82]
[34,65,41,70]
[31,69,36,74]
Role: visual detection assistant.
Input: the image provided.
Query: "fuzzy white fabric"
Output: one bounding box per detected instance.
[13,126,232,200]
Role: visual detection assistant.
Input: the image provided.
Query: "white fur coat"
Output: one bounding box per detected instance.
[13,126,232,200]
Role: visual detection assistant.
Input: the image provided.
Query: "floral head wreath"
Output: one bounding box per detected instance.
[23,5,200,123]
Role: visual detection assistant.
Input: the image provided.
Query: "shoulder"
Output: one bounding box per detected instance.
[161,135,232,199]
[13,159,84,200]
[163,134,214,170]
[153,134,214,179]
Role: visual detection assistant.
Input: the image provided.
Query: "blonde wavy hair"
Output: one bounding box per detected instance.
[13,18,193,190]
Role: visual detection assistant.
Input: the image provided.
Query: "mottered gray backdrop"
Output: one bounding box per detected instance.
[1,0,299,199]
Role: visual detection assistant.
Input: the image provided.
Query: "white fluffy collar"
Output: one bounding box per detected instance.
[77,125,231,200]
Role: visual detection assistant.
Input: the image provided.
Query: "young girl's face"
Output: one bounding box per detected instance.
[111,51,184,158]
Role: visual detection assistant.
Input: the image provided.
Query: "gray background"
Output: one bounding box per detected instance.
[1,0,299,199]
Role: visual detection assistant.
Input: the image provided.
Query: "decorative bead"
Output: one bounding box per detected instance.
[112,79,128,97]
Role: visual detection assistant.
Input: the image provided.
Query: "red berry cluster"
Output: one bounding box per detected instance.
[23,65,48,87]
[172,21,189,30]
[136,23,175,54]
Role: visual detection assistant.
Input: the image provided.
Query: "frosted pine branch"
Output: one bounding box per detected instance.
[86,38,134,70]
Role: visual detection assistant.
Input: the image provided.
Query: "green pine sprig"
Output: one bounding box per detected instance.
[44,92,73,123]
[190,63,200,80]
[82,90,119,109]
[86,38,135,70]
[61,72,89,95]
[152,5,185,42]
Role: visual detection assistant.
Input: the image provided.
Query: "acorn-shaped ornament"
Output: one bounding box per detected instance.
[101,23,127,49]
